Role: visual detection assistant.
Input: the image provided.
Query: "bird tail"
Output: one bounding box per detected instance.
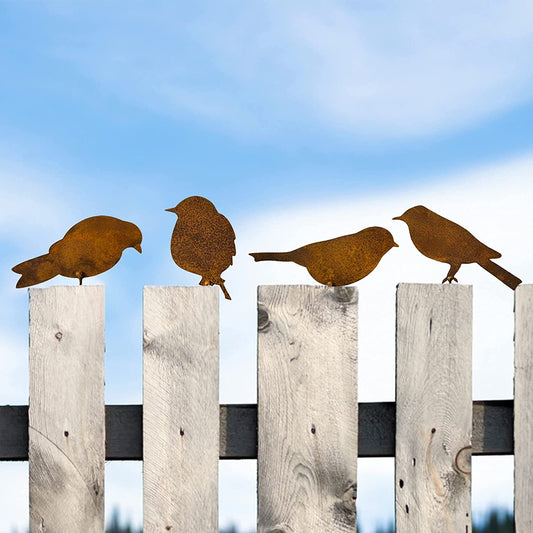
[478,259,522,290]
[249,251,295,262]
[12,254,58,288]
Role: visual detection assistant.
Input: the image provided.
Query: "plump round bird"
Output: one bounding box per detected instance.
[250,227,398,286]
[166,196,236,300]
[12,216,143,288]
[393,205,522,289]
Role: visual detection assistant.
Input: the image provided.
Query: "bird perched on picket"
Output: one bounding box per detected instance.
[12,216,143,288]
[393,205,522,290]
[249,227,398,286]
[167,196,236,300]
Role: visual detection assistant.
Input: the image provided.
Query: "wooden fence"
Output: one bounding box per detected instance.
[0,283,531,532]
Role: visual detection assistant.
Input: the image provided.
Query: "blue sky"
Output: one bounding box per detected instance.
[0,2,532,532]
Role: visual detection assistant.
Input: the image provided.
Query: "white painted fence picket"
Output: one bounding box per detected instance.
[396,284,472,533]
[29,286,105,532]
[257,285,358,532]
[143,286,219,533]
[9,283,531,532]
[514,284,533,531]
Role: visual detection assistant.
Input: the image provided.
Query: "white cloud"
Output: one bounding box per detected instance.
[0,165,76,249]
[48,1,533,138]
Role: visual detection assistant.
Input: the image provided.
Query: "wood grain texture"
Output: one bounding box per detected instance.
[257,285,358,533]
[396,284,472,533]
[29,286,105,532]
[143,286,219,533]
[514,284,533,531]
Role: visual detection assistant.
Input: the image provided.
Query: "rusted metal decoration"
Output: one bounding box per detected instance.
[250,227,398,286]
[393,205,522,289]
[12,216,143,288]
[167,196,236,300]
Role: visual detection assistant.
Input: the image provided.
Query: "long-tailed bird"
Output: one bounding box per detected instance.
[167,196,236,300]
[393,205,522,289]
[12,216,143,288]
[249,227,398,286]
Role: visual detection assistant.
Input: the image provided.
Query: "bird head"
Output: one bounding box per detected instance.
[382,228,399,250]
[166,196,217,217]
[393,205,429,224]
[367,227,399,253]
[130,225,143,253]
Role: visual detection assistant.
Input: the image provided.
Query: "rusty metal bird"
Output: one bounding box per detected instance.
[166,196,236,300]
[250,227,398,286]
[12,215,143,288]
[393,205,522,290]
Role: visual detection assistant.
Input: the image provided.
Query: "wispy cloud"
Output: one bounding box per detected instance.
[44,1,533,138]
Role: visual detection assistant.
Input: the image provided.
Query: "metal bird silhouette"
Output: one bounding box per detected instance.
[167,196,236,300]
[393,205,522,290]
[12,216,143,288]
[250,227,398,286]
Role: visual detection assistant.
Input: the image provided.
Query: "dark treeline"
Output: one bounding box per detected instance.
[103,507,514,533]
[374,508,513,533]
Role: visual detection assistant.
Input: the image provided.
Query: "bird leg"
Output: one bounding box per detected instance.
[211,276,231,300]
[219,282,231,300]
[442,264,460,284]
[199,276,231,300]
[75,271,84,285]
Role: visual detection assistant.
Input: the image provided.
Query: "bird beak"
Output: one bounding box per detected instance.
[134,244,142,253]
[392,241,399,247]
[165,208,175,213]
[392,216,402,221]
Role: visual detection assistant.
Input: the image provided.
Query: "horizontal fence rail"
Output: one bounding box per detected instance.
[0,400,514,460]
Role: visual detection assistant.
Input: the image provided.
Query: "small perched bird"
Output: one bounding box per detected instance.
[393,205,522,290]
[250,227,398,286]
[12,216,142,288]
[167,196,236,300]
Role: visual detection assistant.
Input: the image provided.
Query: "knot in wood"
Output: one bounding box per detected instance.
[341,482,357,513]
[257,305,270,331]
[142,331,151,349]
[455,446,472,475]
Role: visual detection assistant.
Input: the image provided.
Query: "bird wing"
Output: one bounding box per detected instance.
[62,216,120,237]
[409,211,502,263]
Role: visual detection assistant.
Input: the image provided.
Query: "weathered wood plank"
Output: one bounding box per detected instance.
[257,285,358,532]
[0,400,515,460]
[514,284,533,531]
[29,286,105,532]
[396,284,472,533]
[143,286,219,532]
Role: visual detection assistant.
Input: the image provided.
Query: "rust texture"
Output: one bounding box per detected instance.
[167,196,236,300]
[393,205,522,290]
[12,216,142,287]
[249,226,398,286]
